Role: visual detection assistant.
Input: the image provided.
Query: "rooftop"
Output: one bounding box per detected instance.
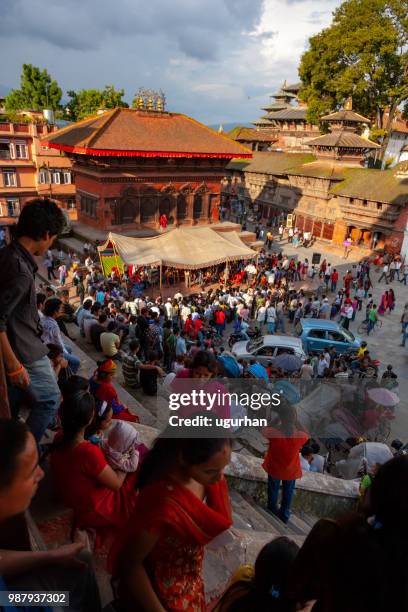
[331,167,408,204]
[264,108,308,121]
[320,110,371,124]
[307,131,380,150]
[227,153,408,205]
[226,151,315,175]
[283,81,303,93]
[286,162,346,181]
[228,127,277,143]
[41,108,252,159]
[391,118,408,134]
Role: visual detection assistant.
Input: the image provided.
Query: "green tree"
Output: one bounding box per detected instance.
[65,85,128,120]
[5,64,62,111]
[298,0,408,158]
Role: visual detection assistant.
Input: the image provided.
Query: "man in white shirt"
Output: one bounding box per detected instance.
[317,354,329,377]
[395,259,402,281]
[342,300,354,330]
[378,263,389,284]
[164,298,173,320]
[256,304,266,328]
[266,304,276,334]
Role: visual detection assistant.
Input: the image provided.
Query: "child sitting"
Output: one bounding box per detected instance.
[102,421,146,472]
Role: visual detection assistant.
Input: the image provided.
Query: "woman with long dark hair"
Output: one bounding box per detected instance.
[214,536,299,612]
[50,389,138,541]
[108,433,232,611]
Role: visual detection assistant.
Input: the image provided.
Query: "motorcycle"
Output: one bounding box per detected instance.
[228,326,261,349]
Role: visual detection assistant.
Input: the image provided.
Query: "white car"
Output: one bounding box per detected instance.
[231,335,306,366]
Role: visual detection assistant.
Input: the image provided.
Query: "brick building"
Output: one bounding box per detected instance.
[42,107,251,233]
[0,114,75,237]
[224,110,408,254]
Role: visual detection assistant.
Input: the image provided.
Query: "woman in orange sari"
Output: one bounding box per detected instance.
[109,435,232,611]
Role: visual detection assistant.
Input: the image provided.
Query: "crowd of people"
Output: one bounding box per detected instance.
[0,198,407,611]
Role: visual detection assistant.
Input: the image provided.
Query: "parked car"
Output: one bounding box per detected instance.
[231,335,306,366]
[295,319,361,355]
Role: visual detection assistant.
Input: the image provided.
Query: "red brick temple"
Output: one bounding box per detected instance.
[42,106,251,232]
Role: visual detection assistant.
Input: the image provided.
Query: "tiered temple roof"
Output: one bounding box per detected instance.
[254,81,303,127]
[307,107,379,162]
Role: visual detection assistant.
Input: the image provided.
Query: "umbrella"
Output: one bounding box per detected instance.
[367,387,400,407]
[273,353,303,372]
[271,380,301,405]
[248,363,269,383]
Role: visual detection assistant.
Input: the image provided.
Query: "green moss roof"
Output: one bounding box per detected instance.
[227,126,244,139]
[227,151,315,175]
[287,162,346,180]
[330,167,408,204]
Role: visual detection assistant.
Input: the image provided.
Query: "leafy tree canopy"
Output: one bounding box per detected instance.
[5,64,62,111]
[299,0,408,129]
[65,85,128,120]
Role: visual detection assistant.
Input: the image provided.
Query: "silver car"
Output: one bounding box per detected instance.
[231,335,306,366]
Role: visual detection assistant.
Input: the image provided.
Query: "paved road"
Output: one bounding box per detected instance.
[263,238,408,441]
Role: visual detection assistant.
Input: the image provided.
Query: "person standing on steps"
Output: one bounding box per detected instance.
[0,199,64,445]
[262,404,308,524]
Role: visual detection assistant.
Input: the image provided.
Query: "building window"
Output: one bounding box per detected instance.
[80,194,97,218]
[39,169,49,184]
[15,142,28,159]
[0,199,20,217]
[67,198,76,210]
[63,171,72,184]
[377,202,383,210]
[0,141,11,160]
[3,170,17,187]
[51,172,61,184]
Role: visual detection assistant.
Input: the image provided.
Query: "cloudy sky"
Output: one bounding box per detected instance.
[0,0,341,125]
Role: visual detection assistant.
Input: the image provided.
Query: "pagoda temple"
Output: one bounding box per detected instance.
[42,102,251,232]
[253,81,319,151]
[307,109,380,165]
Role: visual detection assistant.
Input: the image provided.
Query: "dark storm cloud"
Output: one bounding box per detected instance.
[0,0,263,60]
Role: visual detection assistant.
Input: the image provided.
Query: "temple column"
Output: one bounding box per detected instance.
[154,196,160,228]
[202,193,210,222]
[169,195,177,224]
[135,196,141,228]
[185,194,194,225]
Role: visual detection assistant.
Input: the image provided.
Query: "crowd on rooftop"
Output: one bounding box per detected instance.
[0,199,407,611]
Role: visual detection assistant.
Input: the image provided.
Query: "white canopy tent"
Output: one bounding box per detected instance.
[98,226,257,270]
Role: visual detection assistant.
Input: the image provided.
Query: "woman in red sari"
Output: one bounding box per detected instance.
[109,435,232,611]
[50,390,138,538]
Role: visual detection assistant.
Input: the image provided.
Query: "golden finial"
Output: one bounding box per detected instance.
[344,96,353,110]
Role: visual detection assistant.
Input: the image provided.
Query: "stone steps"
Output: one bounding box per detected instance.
[231,489,312,539]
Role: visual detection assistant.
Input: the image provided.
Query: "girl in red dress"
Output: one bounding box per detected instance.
[89,359,139,422]
[109,435,232,611]
[50,390,138,538]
